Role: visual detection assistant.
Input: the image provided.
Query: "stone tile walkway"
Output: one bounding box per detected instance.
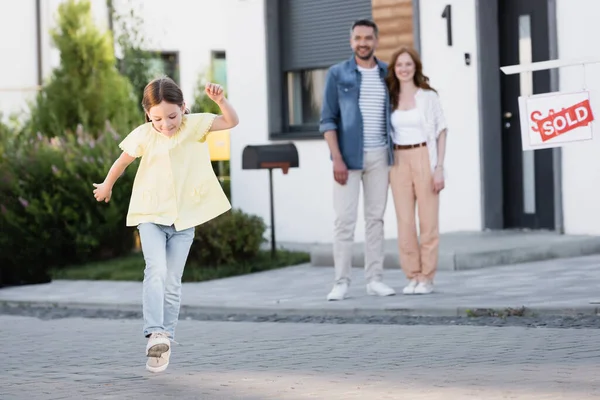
[2,254,600,317]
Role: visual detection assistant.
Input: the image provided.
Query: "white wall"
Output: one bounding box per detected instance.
[556,0,600,235]
[418,0,482,232]
[227,0,401,244]
[111,0,228,105]
[0,0,112,120]
[0,0,226,121]
[228,0,482,245]
[226,0,600,241]
[0,1,39,119]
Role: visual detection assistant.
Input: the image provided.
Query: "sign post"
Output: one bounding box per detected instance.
[501,58,600,304]
[500,58,599,151]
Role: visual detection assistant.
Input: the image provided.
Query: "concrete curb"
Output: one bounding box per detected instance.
[1,300,598,318]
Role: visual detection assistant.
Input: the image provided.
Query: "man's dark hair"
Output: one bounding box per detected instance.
[351,19,379,37]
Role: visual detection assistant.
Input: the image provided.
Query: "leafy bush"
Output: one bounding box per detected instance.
[219,177,231,201]
[189,209,266,267]
[0,118,8,159]
[0,0,264,287]
[28,0,139,138]
[0,124,137,285]
[0,0,143,287]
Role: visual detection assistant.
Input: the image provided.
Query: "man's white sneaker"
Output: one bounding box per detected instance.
[146,332,171,373]
[366,281,396,296]
[414,281,434,295]
[402,279,418,295]
[327,282,348,301]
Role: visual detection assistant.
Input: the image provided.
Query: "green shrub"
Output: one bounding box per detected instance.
[0,124,137,282]
[219,176,231,201]
[190,209,266,267]
[28,0,139,138]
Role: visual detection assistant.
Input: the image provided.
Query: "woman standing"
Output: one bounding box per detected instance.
[385,47,447,295]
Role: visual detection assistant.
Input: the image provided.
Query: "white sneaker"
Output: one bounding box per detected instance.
[327,282,348,301]
[402,279,418,295]
[146,332,171,373]
[414,281,434,295]
[366,281,396,296]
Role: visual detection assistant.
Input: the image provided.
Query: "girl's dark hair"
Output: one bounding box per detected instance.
[385,47,436,109]
[142,76,190,122]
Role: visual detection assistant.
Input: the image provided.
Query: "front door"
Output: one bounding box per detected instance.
[499,0,555,230]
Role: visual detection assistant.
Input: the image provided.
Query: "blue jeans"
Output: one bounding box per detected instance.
[138,223,195,339]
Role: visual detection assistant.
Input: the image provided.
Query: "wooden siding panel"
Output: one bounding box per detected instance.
[372,0,414,63]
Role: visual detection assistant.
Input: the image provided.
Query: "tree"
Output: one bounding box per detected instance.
[190,70,223,115]
[108,0,155,112]
[29,0,139,137]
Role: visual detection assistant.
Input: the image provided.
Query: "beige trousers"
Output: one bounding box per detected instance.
[390,146,439,282]
[333,148,389,285]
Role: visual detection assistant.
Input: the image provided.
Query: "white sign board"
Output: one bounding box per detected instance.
[518,90,595,151]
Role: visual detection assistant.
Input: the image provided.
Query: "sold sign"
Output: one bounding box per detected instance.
[534,99,594,142]
[519,90,595,151]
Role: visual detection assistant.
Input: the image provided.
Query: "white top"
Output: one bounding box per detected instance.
[393,89,448,173]
[357,65,387,150]
[391,108,425,145]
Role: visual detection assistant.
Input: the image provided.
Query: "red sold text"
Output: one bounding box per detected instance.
[530,99,594,142]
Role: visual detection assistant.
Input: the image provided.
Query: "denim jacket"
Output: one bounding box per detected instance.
[319,55,394,170]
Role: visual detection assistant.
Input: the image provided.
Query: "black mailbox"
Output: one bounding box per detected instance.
[242,143,299,174]
[241,143,299,258]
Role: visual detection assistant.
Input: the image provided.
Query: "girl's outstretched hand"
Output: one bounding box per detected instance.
[93,182,112,203]
[205,82,224,103]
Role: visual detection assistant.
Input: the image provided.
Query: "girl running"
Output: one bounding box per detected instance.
[93,76,238,372]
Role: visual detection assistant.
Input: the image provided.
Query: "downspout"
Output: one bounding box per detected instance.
[412,0,421,53]
[107,0,114,33]
[35,0,42,86]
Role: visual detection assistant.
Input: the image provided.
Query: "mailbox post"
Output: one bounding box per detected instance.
[242,143,299,258]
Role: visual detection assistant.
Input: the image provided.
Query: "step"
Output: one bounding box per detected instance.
[309,230,600,270]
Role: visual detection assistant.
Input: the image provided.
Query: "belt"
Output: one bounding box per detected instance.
[393,142,427,150]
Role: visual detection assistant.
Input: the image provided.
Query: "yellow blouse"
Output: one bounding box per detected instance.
[119,113,231,231]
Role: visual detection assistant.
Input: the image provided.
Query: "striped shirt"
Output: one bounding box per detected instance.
[357,65,387,150]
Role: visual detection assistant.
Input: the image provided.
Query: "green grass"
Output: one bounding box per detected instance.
[51,250,310,282]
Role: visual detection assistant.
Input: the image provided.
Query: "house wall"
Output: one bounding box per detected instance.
[228,0,345,245]
[0,1,41,119]
[372,0,414,63]
[416,0,483,231]
[412,0,600,236]
[556,0,600,235]
[228,0,483,245]
[0,0,227,121]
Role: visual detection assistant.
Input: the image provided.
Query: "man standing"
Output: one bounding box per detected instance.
[320,19,395,301]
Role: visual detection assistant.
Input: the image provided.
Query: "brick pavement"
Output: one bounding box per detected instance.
[2,315,600,399]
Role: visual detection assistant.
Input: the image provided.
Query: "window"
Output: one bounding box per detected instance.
[286,68,328,129]
[265,0,372,140]
[211,51,227,88]
[147,51,180,84]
